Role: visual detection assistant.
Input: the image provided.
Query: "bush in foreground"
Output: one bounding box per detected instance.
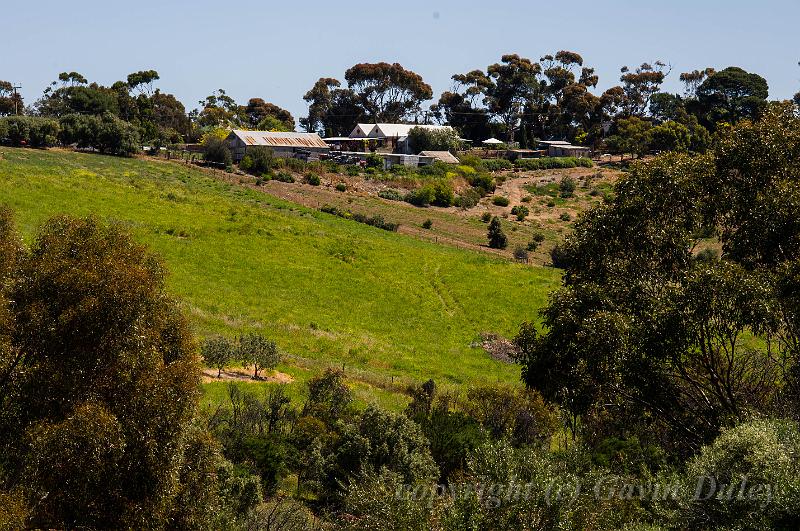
[0,211,248,528]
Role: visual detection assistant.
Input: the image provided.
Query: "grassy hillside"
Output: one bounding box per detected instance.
[0,148,560,408]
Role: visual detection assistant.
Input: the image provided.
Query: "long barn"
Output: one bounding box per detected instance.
[225,130,330,162]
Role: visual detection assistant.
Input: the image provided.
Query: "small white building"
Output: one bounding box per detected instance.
[226,130,330,162]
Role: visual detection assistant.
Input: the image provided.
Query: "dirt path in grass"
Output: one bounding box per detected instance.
[201,367,294,384]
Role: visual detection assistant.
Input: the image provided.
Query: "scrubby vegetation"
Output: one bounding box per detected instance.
[320,204,400,231]
[514,156,593,171]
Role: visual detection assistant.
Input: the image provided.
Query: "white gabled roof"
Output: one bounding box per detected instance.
[369,124,453,139]
[228,130,329,149]
[349,123,376,138]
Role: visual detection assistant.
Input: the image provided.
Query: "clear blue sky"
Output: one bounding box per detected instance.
[4,0,799,127]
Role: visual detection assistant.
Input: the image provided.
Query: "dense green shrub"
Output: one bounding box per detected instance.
[304,174,321,186]
[422,219,432,229]
[320,205,399,231]
[0,116,60,147]
[454,188,480,209]
[663,420,800,529]
[511,205,529,220]
[335,182,347,192]
[559,176,577,197]
[58,113,139,156]
[515,157,593,170]
[468,172,495,195]
[487,217,508,249]
[549,242,570,268]
[345,165,361,176]
[273,171,295,183]
[201,136,232,166]
[408,126,462,152]
[481,212,492,223]
[405,181,453,207]
[416,161,450,177]
[378,189,404,201]
[491,195,510,207]
[201,336,236,377]
[365,152,383,169]
[559,212,572,221]
[482,158,513,171]
[458,154,485,169]
[240,147,276,175]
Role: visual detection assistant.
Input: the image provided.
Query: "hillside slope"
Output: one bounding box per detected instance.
[0,148,560,407]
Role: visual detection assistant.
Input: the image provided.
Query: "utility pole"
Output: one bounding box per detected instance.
[12,85,21,115]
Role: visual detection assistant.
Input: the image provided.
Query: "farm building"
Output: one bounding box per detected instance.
[538,140,591,158]
[225,130,330,162]
[418,150,459,164]
[348,123,375,138]
[346,123,455,154]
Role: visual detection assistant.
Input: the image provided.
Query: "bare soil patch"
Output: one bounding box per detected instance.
[201,367,294,384]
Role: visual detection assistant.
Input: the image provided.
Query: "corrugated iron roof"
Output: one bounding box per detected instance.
[229,130,329,149]
[419,150,460,164]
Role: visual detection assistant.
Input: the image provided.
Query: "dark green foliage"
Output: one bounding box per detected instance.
[0,213,226,529]
[407,126,462,152]
[273,171,295,183]
[517,105,800,455]
[58,113,139,156]
[335,182,347,192]
[405,181,453,207]
[320,205,399,231]
[697,66,769,126]
[491,195,510,207]
[365,152,383,169]
[464,386,558,447]
[238,332,279,379]
[515,157,593,170]
[468,172,496,194]
[236,436,287,495]
[327,406,439,491]
[548,242,570,268]
[303,369,353,424]
[559,212,572,221]
[591,436,666,475]
[202,135,232,166]
[0,116,60,147]
[378,188,404,201]
[239,146,276,175]
[513,246,528,261]
[305,173,321,186]
[422,219,432,229]
[201,335,236,377]
[454,188,480,209]
[511,204,529,220]
[487,216,507,249]
[559,176,577,197]
[480,211,492,223]
[482,158,513,171]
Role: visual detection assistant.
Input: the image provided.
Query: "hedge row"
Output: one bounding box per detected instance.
[514,157,593,170]
[0,114,140,156]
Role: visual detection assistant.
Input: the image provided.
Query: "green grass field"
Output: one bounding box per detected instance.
[0,148,560,408]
